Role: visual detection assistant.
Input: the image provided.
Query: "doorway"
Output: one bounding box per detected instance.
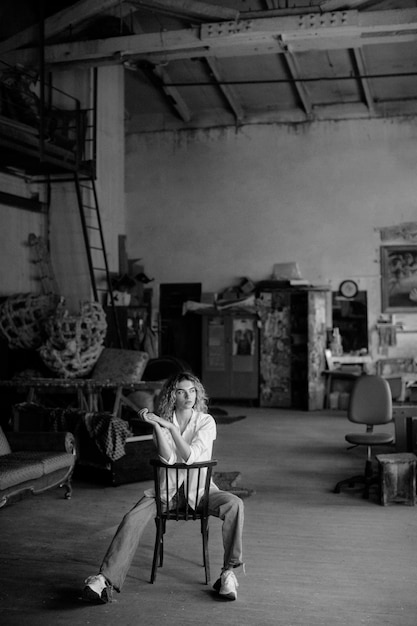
[332,290,368,353]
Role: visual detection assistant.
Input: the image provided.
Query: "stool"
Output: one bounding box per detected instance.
[376,453,417,506]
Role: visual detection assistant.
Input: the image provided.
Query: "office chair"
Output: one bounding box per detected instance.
[150,458,217,584]
[334,374,394,499]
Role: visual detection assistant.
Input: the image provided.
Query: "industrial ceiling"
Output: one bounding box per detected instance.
[2,0,417,131]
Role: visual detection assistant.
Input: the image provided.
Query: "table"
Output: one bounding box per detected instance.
[331,354,373,372]
[0,378,163,430]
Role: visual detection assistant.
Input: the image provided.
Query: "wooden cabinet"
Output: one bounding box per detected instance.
[201,313,259,400]
[257,287,328,410]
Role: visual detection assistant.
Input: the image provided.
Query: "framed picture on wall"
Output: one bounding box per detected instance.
[381,245,417,312]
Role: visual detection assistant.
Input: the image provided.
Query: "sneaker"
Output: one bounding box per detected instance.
[82,574,112,604]
[215,570,238,601]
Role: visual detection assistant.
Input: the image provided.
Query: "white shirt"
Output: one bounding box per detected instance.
[144,410,218,509]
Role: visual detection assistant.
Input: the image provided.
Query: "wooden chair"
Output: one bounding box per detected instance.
[334,374,394,499]
[150,458,217,584]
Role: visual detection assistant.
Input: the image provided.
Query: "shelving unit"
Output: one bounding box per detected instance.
[257,286,328,410]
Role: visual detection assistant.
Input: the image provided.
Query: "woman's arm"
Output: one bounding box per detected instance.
[149,413,191,462]
[149,412,216,464]
[137,409,172,460]
[138,409,191,462]
[138,409,214,464]
[152,422,175,461]
[167,425,191,462]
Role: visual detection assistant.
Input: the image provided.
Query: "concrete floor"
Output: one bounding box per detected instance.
[1,406,417,626]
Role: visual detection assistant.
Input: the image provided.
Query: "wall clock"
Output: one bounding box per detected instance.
[339,280,358,299]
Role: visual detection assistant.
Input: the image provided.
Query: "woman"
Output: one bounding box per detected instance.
[82,371,244,603]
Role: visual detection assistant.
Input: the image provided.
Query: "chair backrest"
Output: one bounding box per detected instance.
[150,459,217,521]
[348,374,392,426]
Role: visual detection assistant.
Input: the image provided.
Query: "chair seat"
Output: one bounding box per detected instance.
[345,432,394,446]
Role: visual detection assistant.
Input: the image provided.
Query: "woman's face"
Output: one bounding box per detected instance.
[174,379,197,411]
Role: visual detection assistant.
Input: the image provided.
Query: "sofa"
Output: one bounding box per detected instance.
[0,426,76,508]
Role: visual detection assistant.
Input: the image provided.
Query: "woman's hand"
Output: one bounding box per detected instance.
[138,408,173,430]
[139,409,189,463]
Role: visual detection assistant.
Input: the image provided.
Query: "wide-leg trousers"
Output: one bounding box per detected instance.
[100,489,244,592]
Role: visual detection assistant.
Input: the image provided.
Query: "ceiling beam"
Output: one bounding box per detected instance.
[242,8,321,18]
[4,9,417,68]
[1,27,205,68]
[320,0,381,10]
[0,0,124,57]
[280,48,313,118]
[353,47,375,115]
[205,57,244,122]
[128,98,417,130]
[152,64,192,122]
[128,0,239,22]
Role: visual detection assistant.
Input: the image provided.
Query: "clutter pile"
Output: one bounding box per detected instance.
[0,295,107,379]
[108,269,154,308]
[0,292,60,349]
[183,264,314,316]
[183,277,257,315]
[0,232,109,379]
[39,301,107,378]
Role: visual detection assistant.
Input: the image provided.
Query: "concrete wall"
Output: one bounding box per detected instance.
[0,173,47,295]
[49,66,125,313]
[125,117,417,358]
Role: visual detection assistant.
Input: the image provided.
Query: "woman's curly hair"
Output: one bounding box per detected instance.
[156,371,208,420]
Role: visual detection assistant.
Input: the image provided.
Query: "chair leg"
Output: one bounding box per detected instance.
[362,459,378,499]
[325,376,332,409]
[334,474,366,493]
[151,519,164,584]
[334,459,377,498]
[201,519,210,584]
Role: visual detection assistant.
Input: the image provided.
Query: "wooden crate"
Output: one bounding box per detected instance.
[376,453,417,506]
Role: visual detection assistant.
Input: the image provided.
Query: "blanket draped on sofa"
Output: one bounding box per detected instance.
[13,403,133,462]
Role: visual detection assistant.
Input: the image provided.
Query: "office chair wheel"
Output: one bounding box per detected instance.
[334,474,367,494]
